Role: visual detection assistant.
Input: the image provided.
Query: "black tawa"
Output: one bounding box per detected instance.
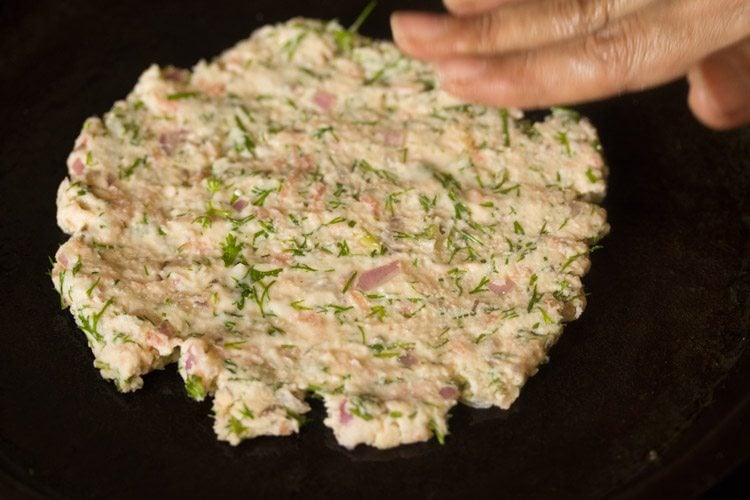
[1,1,748,498]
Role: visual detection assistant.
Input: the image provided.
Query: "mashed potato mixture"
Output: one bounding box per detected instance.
[51,19,608,449]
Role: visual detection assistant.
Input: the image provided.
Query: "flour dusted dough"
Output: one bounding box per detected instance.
[52,19,608,449]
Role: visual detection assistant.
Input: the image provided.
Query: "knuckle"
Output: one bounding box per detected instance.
[584,21,642,89]
[559,0,614,36]
[471,13,501,53]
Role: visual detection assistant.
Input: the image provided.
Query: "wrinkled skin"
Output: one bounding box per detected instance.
[391,0,750,129]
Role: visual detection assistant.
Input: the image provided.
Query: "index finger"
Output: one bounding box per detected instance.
[392,0,655,59]
[443,0,522,16]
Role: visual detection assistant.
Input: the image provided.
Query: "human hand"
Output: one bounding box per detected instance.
[391,0,750,129]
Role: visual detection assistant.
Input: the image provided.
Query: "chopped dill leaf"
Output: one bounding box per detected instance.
[220,233,243,267]
[342,271,357,293]
[71,257,82,276]
[85,276,101,298]
[185,375,207,401]
[336,240,351,257]
[368,305,387,321]
[557,131,572,157]
[167,91,200,100]
[428,419,445,445]
[527,284,542,313]
[291,263,318,272]
[469,276,490,294]
[500,109,511,147]
[585,167,598,183]
[291,299,312,311]
[349,0,377,33]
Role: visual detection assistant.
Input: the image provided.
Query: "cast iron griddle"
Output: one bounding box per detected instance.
[1,1,748,498]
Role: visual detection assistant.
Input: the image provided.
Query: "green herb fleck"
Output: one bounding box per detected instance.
[342,271,357,293]
[71,257,82,276]
[368,305,387,321]
[291,299,312,311]
[428,419,445,445]
[185,374,207,401]
[167,91,200,100]
[251,185,279,207]
[352,159,396,183]
[85,276,101,298]
[336,240,351,257]
[469,275,490,294]
[538,307,554,324]
[268,325,285,337]
[291,263,318,272]
[228,416,247,436]
[501,109,511,147]
[77,298,112,344]
[118,156,147,179]
[313,125,338,141]
[527,284,542,313]
[348,396,374,421]
[349,0,377,33]
[240,404,255,419]
[234,115,257,155]
[281,31,308,61]
[419,194,437,212]
[224,340,247,350]
[557,131,572,157]
[475,328,499,344]
[551,107,581,122]
[585,167,598,183]
[220,233,244,267]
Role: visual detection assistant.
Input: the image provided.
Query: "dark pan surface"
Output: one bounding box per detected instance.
[1,1,748,498]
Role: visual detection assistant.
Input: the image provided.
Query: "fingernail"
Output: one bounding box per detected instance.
[391,12,449,45]
[437,59,487,82]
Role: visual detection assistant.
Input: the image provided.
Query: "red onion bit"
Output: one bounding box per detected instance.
[357,261,400,291]
[161,67,189,82]
[184,347,196,372]
[232,198,248,212]
[397,353,419,367]
[158,129,186,155]
[439,386,459,400]
[58,253,69,268]
[383,129,403,146]
[72,158,85,175]
[312,90,336,112]
[488,279,516,296]
[158,320,176,337]
[339,400,353,424]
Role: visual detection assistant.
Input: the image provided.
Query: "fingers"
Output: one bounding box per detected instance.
[443,0,520,17]
[435,25,649,108]
[436,2,749,109]
[392,0,655,59]
[688,38,750,130]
